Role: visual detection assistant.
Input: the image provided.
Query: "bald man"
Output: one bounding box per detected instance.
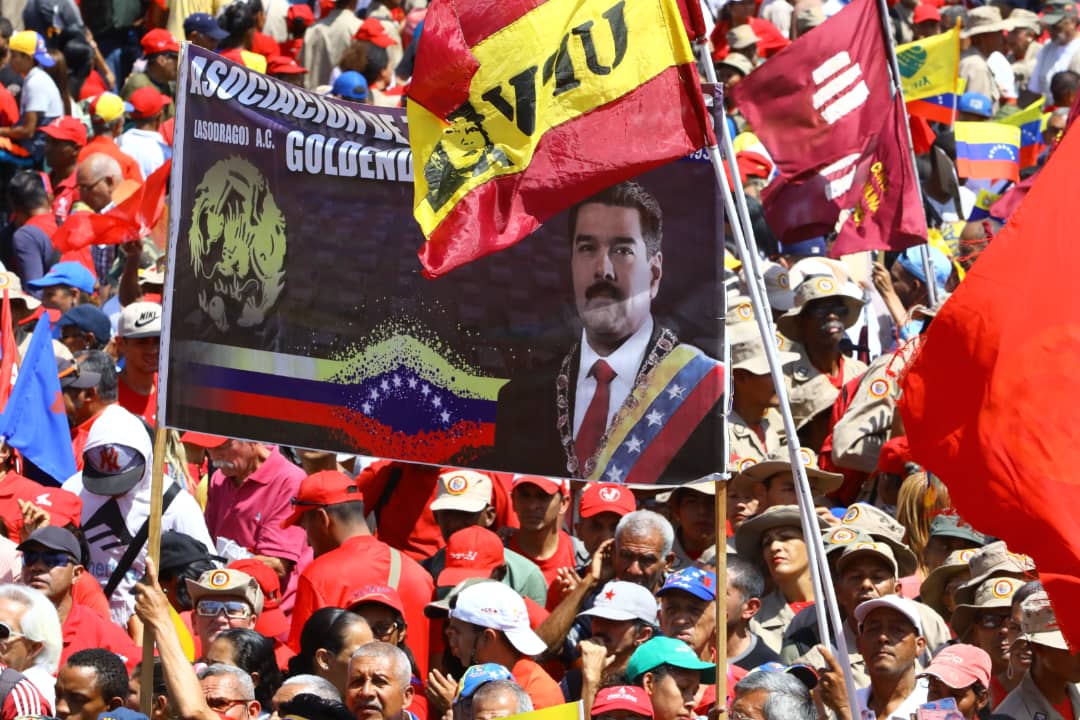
[75,153,124,213]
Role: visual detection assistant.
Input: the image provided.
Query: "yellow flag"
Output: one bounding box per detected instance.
[896,26,960,102]
[505,702,584,720]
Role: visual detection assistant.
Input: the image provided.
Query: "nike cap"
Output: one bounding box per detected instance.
[118,301,162,339]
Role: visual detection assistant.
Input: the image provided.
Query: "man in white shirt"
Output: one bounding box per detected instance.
[117,86,172,180]
[489,182,723,484]
[1030,0,1080,99]
[0,30,62,164]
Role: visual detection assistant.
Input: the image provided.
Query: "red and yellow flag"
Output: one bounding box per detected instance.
[408,0,712,277]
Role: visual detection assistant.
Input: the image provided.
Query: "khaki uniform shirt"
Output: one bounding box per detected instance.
[728,408,785,466]
[1014,42,1043,93]
[960,47,1001,114]
[830,351,901,473]
[997,670,1080,720]
[786,346,867,427]
[300,9,362,90]
[749,588,794,654]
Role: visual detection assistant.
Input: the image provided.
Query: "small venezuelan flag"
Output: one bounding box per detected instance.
[907,92,957,125]
[1000,98,1046,169]
[954,122,1020,182]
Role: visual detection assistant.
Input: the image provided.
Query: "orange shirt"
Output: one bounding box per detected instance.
[78,135,143,184]
[510,656,563,710]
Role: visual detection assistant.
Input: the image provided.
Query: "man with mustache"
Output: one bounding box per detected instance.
[775,275,867,450]
[345,642,417,720]
[490,181,724,485]
[571,580,656,706]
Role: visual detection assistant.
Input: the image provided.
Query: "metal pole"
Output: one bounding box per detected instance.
[877,0,939,307]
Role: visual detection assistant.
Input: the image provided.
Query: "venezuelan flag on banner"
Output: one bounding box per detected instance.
[1000,98,1045,169]
[897,26,960,102]
[408,0,713,277]
[955,122,1020,182]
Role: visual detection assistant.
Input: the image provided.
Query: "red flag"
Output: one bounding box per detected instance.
[731,0,922,248]
[831,95,926,257]
[899,121,1080,650]
[0,288,16,408]
[53,160,171,252]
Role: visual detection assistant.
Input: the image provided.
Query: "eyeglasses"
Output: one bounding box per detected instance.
[370,621,399,638]
[76,176,106,194]
[195,600,253,619]
[806,300,851,318]
[975,612,1009,630]
[22,551,75,569]
[0,623,24,642]
[205,697,250,712]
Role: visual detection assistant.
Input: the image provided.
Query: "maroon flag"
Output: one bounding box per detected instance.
[831,95,926,256]
[731,0,925,251]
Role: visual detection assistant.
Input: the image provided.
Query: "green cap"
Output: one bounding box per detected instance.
[625,637,717,684]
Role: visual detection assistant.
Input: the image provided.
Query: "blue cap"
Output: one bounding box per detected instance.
[780,236,826,257]
[98,709,150,720]
[958,92,993,118]
[331,71,369,102]
[183,12,228,41]
[657,567,717,602]
[58,305,111,344]
[897,245,951,293]
[455,663,513,701]
[749,662,819,690]
[27,262,97,294]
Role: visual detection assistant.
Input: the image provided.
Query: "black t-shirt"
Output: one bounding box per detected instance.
[730,632,783,671]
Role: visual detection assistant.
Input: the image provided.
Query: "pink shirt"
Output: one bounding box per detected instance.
[203,448,310,611]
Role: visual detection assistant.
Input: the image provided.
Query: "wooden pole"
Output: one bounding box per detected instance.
[714,476,727,711]
[140,426,168,716]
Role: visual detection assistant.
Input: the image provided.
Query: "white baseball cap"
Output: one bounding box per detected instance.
[430,469,493,513]
[578,581,658,624]
[450,581,547,656]
[118,301,162,339]
[853,595,923,636]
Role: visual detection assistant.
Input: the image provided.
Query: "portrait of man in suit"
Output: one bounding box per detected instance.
[488,181,725,485]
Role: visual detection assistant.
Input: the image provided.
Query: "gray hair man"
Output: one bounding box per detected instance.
[538,510,674,654]
[471,679,533,720]
[731,670,816,720]
[346,641,414,720]
[0,583,63,706]
[198,663,261,719]
[271,673,342,718]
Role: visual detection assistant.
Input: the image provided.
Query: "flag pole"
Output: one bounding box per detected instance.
[714,474,728,704]
[695,44,861,720]
[876,0,939,307]
[140,426,168,716]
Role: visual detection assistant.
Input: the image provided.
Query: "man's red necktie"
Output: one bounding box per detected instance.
[575,359,616,468]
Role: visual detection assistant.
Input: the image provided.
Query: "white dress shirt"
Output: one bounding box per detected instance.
[573,316,655,440]
[856,677,928,720]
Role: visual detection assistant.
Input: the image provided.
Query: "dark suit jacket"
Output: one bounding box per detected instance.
[486,324,725,484]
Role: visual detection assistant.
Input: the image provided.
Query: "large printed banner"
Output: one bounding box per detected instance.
[162,46,725,485]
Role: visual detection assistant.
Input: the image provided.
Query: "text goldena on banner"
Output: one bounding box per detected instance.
[185,54,413,181]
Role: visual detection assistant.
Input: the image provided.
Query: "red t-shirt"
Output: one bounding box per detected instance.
[0,472,49,542]
[288,534,435,676]
[61,601,140,671]
[0,85,17,127]
[1054,696,1075,720]
[70,410,104,472]
[510,656,563,710]
[279,38,302,59]
[509,531,576,609]
[78,136,144,183]
[117,375,157,425]
[251,31,278,58]
[72,573,112,622]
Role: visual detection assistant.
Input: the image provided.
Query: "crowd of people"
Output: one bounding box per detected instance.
[0,0,1073,716]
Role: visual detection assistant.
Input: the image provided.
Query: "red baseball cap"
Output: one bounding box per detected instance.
[913,3,941,23]
[41,116,87,146]
[180,431,229,448]
[229,558,289,638]
[437,526,504,587]
[354,17,395,47]
[591,686,653,718]
[268,55,308,75]
[346,584,406,615]
[918,643,992,689]
[141,28,180,56]
[287,3,314,24]
[281,470,363,528]
[128,86,172,120]
[511,474,570,496]
[579,483,636,518]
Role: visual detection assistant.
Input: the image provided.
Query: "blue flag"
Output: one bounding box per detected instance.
[0,318,76,483]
